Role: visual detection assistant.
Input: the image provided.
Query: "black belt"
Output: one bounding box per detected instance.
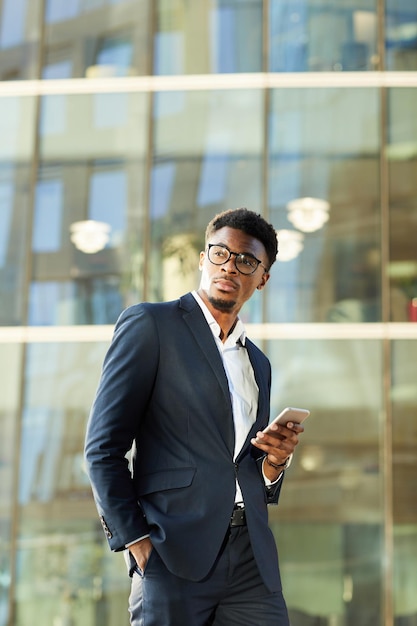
[230,505,246,527]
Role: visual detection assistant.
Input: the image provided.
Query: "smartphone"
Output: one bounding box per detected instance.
[262,407,310,434]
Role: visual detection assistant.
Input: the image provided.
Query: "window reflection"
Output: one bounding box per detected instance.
[88,166,127,245]
[268,338,384,625]
[31,94,148,325]
[386,2,417,70]
[149,89,263,304]
[0,343,23,626]
[0,177,14,266]
[93,32,134,77]
[93,93,129,129]
[31,166,125,325]
[0,0,29,47]
[45,0,138,23]
[269,1,378,72]
[18,342,96,503]
[44,0,150,78]
[274,522,383,626]
[392,341,417,625]
[269,88,381,323]
[0,98,36,326]
[154,0,263,75]
[0,165,32,326]
[388,89,417,321]
[42,52,73,79]
[198,155,230,207]
[16,341,129,625]
[0,0,41,79]
[33,179,63,253]
[45,0,80,23]
[28,280,123,325]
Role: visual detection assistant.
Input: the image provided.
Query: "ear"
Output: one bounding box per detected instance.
[199,250,205,271]
[256,272,270,290]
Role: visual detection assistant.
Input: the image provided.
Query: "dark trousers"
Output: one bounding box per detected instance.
[128,526,289,626]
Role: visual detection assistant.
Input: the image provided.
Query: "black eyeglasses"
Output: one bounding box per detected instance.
[207,244,268,275]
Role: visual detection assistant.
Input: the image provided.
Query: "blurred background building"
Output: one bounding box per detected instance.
[0,1,416,625]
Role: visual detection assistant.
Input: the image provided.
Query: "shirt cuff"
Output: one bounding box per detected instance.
[125,534,150,548]
[262,453,293,485]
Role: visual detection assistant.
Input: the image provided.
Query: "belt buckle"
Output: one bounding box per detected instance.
[230,506,246,527]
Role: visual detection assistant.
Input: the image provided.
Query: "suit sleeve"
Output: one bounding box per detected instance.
[255,456,285,504]
[84,305,158,551]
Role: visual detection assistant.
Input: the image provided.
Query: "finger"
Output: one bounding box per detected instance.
[254,425,300,445]
[251,434,292,454]
[286,421,305,434]
[252,430,284,446]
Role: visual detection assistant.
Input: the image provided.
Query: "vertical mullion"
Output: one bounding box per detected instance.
[9,0,48,621]
[378,1,394,624]
[142,1,157,302]
[263,0,270,74]
[380,84,394,626]
[262,0,271,337]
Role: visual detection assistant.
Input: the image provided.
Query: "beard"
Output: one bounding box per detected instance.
[207,295,236,311]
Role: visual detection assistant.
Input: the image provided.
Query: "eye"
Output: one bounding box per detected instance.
[213,246,228,259]
[240,255,257,268]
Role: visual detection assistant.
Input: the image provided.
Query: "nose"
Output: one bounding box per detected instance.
[221,253,238,273]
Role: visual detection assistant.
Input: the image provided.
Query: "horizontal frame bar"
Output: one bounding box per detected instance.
[1,323,417,343]
[1,72,417,98]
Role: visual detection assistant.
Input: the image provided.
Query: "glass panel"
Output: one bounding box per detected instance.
[31,93,149,325]
[42,50,73,79]
[0,0,42,80]
[15,341,130,626]
[267,338,384,625]
[392,340,417,626]
[386,1,417,70]
[268,88,381,323]
[95,32,133,76]
[270,0,378,72]
[155,0,263,75]
[0,97,37,326]
[0,343,23,625]
[43,0,151,78]
[387,88,417,321]
[149,89,264,309]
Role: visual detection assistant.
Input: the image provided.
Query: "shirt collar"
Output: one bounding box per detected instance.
[191,290,246,346]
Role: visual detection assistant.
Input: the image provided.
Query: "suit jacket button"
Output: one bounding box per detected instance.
[100,515,113,539]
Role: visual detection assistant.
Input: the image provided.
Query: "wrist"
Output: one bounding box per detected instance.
[265,455,290,471]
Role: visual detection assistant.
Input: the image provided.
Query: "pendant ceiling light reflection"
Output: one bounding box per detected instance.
[70,220,111,254]
[276,229,304,262]
[286,197,330,233]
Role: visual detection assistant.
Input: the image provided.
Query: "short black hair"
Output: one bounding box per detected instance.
[205,208,278,270]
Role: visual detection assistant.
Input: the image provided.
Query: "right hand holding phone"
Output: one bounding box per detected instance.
[251,419,304,471]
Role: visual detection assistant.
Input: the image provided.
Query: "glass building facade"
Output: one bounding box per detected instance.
[0,1,417,624]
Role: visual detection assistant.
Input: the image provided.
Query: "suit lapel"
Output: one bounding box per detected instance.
[178,294,270,459]
[236,339,270,456]
[246,340,269,427]
[179,294,235,454]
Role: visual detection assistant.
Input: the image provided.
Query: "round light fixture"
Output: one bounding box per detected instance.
[276,229,305,262]
[70,220,111,254]
[286,197,330,233]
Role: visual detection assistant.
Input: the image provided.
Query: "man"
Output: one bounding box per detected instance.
[85,208,304,625]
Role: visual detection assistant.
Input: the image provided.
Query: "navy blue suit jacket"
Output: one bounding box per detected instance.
[85,293,284,591]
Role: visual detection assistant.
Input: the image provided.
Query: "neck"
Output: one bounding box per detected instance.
[197,288,239,342]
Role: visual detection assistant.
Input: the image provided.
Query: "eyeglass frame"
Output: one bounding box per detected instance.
[206,243,269,275]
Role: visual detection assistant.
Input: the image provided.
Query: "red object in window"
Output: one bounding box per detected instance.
[408,298,417,322]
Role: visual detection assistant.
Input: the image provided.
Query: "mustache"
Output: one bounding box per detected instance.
[214,275,239,287]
